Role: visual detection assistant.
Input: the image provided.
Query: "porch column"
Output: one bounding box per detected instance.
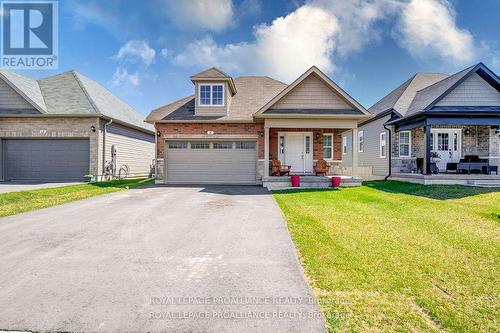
[352,128,358,178]
[424,125,431,174]
[264,126,270,178]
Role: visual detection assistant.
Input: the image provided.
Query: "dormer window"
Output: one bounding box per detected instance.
[199,84,224,106]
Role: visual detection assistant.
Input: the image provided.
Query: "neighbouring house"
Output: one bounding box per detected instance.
[146,66,371,188]
[348,62,500,185]
[0,68,155,181]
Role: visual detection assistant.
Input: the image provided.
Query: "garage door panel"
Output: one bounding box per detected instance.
[4,139,90,181]
[166,140,257,184]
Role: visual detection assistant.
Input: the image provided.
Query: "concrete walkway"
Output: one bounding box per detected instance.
[0,181,83,194]
[0,185,325,332]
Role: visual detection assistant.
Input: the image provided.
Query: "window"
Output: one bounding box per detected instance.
[213,142,233,149]
[199,84,224,106]
[358,131,364,152]
[235,141,256,149]
[190,142,210,149]
[323,134,333,159]
[453,133,458,151]
[305,135,311,154]
[168,141,188,149]
[342,136,347,155]
[437,133,449,151]
[279,135,285,154]
[399,131,411,157]
[379,132,387,158]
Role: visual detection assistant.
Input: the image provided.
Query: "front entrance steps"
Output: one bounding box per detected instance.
[263,175,362,190]
[391,173,500,186]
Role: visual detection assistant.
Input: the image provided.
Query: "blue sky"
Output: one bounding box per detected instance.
[13,0,500,116]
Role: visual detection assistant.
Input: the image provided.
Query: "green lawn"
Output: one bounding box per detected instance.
[273,181,500,333]
[0,178,152,217]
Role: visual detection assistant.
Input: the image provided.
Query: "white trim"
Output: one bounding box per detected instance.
[323,133,333,160]
[399,131,411,157]
[342,135,347,155]
[198,83,225,107]
[358,130,364,152]
[379,132,387,159]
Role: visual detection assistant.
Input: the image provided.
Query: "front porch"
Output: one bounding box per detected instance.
[260,118,363,189]
[390,122,500,185]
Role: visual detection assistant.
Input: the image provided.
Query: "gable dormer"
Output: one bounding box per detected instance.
[190,67,237,116]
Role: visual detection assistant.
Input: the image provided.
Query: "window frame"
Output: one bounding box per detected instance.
[379,132,387,159]
[323,134,333,160]
[342,136,347,155]
[358,130,364,152]
[398,131,411,158]
[198,83,225,107]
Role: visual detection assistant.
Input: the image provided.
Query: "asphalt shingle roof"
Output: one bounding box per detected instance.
[0,68,153,132]
[147,76,287,122]
[369,73,449,116]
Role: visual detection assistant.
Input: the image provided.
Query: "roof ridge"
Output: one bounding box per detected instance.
[415,65,474,93]
[70,70,100,115]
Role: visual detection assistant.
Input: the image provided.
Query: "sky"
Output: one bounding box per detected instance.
[11,0,500,116]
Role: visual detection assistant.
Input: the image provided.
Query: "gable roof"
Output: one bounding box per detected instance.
[0,68,47,113]
[255,66,370,117]
[190,67,237,95]
[405,63,500,117]
[0,67,153,132]
[369,73,448,117]
[146,76,287,122]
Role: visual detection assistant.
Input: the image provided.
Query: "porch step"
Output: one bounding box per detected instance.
[263,176,362,190]
[466,180,500,187]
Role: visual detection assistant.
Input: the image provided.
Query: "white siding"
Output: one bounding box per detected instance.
[272,74,351,109]
[0,78,36,111]
[358,115,391,176]
[436,73,500,106]
[104,123,155,177]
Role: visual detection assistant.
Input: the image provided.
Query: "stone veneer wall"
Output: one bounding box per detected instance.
[391,125,497,173]
[0,117,100,175]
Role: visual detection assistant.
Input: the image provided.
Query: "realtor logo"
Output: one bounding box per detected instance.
[1,0,58,69]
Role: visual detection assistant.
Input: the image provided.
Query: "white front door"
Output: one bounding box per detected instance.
[432,129,461,171]
[282,132,313,174]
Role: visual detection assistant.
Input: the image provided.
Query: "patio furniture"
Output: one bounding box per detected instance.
[430,162,439,174]
[457,155,489,174]
[314,159,329,176]
[446,162,458,173]
[416,158,424,173]
[271,159,291,176]
[487,165,498,175]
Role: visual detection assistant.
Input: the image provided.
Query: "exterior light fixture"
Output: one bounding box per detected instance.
[259,130,264,137]
[157,131,161,137]
[90,125,96,132]
[315,132,320,140]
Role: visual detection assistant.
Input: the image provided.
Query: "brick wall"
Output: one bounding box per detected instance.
[269,128,342,161]
[0,117,100,175]
[155,122,265,158]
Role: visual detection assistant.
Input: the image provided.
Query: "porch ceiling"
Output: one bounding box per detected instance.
[264,118,358,129]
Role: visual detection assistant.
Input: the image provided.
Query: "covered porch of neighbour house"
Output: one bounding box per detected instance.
[390,116,500,186]
[261,118,362,189]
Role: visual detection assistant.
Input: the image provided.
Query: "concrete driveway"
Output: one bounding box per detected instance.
[0,185,325,333]
[0,181,83,194]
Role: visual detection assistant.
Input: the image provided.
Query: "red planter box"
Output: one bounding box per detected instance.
[331,176,341,188]
[290,175,300,187]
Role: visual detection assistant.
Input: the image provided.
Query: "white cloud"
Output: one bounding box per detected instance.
[175,5,339,82]
[112,67,140,86]
[115,40,156,65]
[160,48,169,58]
[397,0,476,65]
[165,0,234,32]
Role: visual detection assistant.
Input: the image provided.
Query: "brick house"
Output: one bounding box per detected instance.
[146,66,371,187]
[0,68,155,181]
[350,62,500,185]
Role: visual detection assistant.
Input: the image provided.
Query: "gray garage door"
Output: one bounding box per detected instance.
[165,140,257,184]
[4,139,90,181]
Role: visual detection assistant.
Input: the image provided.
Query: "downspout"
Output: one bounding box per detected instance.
[384,123,392,180]
[102,118,113,180]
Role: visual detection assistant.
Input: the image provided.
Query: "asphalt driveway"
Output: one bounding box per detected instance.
[0,185,325,333]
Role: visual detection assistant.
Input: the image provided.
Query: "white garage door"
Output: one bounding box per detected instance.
[165,140,257,184]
